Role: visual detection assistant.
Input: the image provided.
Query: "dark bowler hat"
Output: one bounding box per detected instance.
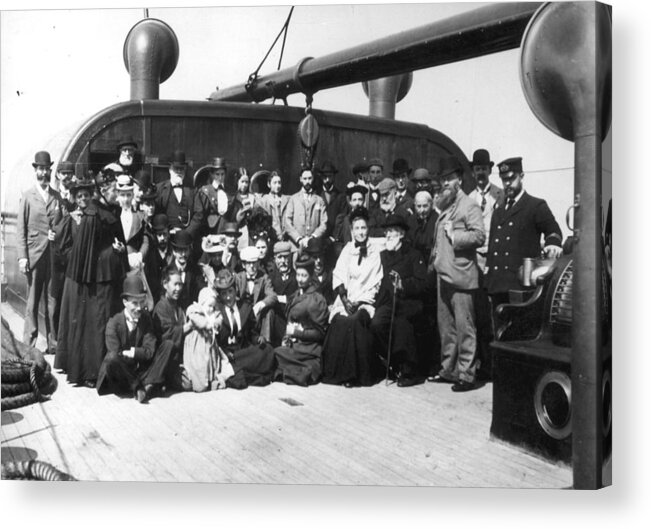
[437,156,463,180]
[391,158,412,176]
[170,150,187,170]
[140,185,157,201]
[132,169,151,188]
[412,168,432,182]
[170,229,193,249]
[219,222,241,237]
[210,157,227,169]
[383,213,409,232]
[121,274,147,300]
[304,236,326,256]
[117,136,138,151]
[352,161,369,175]
[498,157,523,176]
[471,149,494,167]
[368,158,384,169]
[295,254,315,274]
[214,268,235,290]
[151,214,169,233]
[32,151,53,168]
[57,160,75,174]
[318,160,338,174]
[345,182,368,197]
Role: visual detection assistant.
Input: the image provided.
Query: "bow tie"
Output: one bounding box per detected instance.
[354,241,368,265]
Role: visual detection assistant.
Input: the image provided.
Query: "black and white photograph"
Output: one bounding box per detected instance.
[0,0,639,523]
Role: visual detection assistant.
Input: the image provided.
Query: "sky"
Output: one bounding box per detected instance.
[0,0,604,236]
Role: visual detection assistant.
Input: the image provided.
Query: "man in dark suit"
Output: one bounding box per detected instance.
[407,190,438,261]
[97,275,175,403]
[268,241,298,345]
[154,150,205,238]
[168,229,204,310]
[391,158,415,214]
[368,178,411,237]
[17,151,63,352]
[429,156,486,392]
[317,160,346,238]
[331,183,368,251]
[145,214,173,303]
[485,157,563,308]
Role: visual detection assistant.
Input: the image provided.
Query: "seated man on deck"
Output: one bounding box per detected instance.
[97,275,175,403]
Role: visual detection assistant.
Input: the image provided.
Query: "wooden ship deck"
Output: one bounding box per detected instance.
[1,302,572,487]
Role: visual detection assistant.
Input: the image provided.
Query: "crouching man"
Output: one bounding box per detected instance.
[97,275,175,403]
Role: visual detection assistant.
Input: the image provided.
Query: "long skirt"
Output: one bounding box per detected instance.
[321,310,382,387]
[274,346,321,387]
[54,277,119,385]
[226,343,276,389]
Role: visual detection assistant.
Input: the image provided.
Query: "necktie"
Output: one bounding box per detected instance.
[506,197,515,210]
[229,306,239,336]
[480,191,487,211]
[355,241,368,265]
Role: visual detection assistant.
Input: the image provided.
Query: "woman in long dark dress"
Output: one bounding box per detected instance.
[321,207,384,387]
[273,255,329,386]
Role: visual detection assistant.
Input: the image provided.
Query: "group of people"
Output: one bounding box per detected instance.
[16,138,563,403]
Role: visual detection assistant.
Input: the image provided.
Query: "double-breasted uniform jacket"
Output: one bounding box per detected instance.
[484,191,562,295]
[430,190,485,290]
[234,269,278,309]
[283,190,328,245]
[406,209,439,262]
[468,183,505,267]
[258,193,290,241]
[154,181,205,238]
[17,185,62,266]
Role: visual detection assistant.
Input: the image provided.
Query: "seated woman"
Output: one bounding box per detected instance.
[273,255,329,386]
[182,287,234,392]
[213,268,276,389]
[321,207,384,387]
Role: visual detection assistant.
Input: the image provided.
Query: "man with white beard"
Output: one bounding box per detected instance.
[115,137,140,176]
[368,178,410,237]
[429,156,485,392]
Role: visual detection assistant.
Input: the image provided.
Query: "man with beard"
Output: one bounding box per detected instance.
[429,156,485,392]
[97,275,175,403]
[17,151,63,353]
[411,167,433,196]
[114,137,140,176]
[331,183,368,252]
[407,190,438,261]
[317,160,345,238]
[154,150,205,238]
[368,178,410,237]
[367,158,384,212]
[268,241,298,344]
[284,169,328,253]
[371,214,427,387]
[391,158,415,214]
[53,160,77,212]
[485,157,562,309]
[144,214,173,303]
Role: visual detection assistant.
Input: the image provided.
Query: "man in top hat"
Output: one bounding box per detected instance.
[115,136,140,176]
[391,158,415,214]
[199,157,230,235]
[168,229,203,310]
[484,157,563,308]
[17,151,64,352]
[234,246,278,344]
[367,158,384,211]
[97,275,175,403]
[284,169,328,252]
[144,213,173,303]
[371,214,427,387]
[317,160,346,237]
[154,150,205,238]
[368,177,411,238]
[429,156,485,392]
[220,221,243,273]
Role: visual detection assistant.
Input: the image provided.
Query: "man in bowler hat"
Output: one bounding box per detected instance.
[17,151,63,352]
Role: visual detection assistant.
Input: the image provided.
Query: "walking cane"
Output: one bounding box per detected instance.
[385,271,399,385]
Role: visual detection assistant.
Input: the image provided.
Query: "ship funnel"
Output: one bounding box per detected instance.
[123,18,179,100]
[362,73,413,119]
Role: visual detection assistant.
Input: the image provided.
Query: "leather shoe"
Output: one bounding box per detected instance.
[451,380,477,392]
[397,375,424,388]
[428,375,455,384]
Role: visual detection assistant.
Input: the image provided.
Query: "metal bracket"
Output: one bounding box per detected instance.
[566,194,580,241]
